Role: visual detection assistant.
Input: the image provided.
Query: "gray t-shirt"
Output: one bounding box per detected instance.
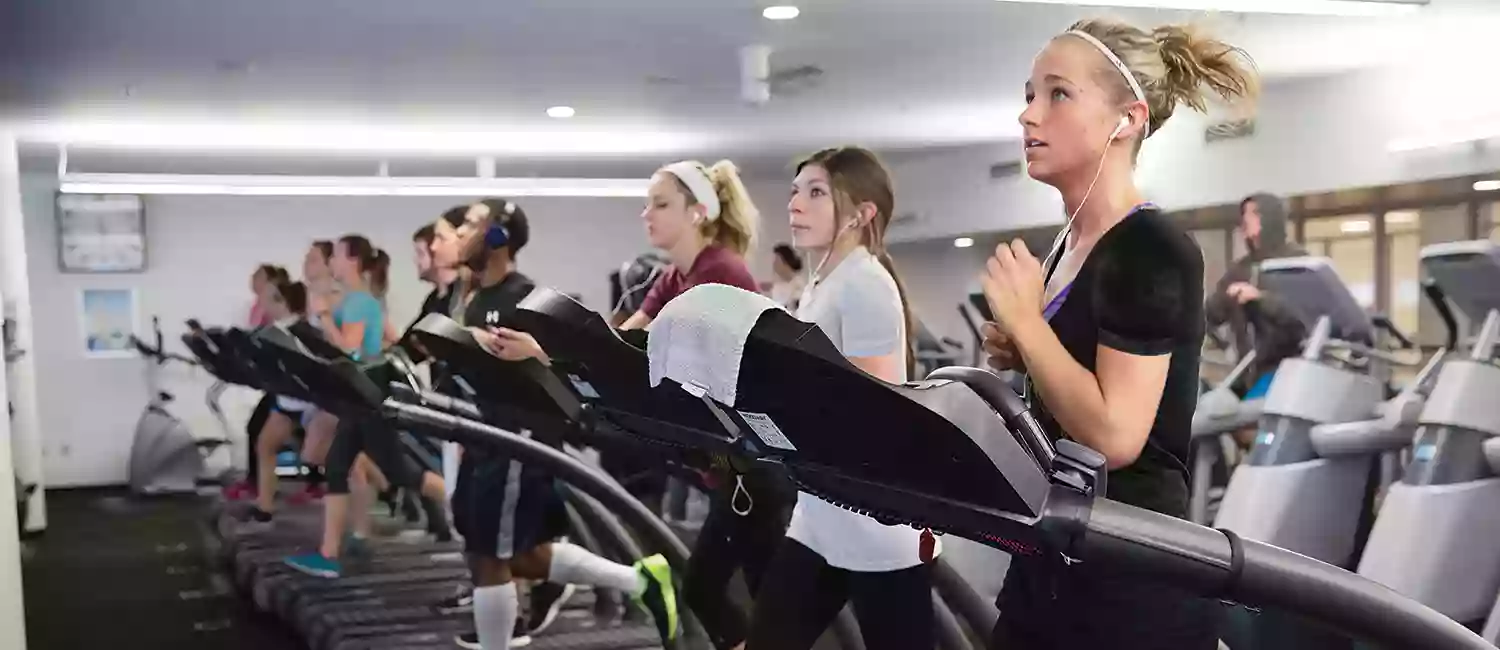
[787,246,939,570]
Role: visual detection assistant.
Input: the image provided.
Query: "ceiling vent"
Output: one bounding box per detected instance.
[990,161,1025,179]
[768,65,824,97]
[1205,118,1256,143]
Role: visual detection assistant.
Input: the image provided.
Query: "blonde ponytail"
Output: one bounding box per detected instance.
[704,160,760,257]
[1152,24,1259,116]
[1065,18,1259,137]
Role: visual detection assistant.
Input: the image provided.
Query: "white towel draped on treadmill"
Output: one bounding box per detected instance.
[647,284,782,407]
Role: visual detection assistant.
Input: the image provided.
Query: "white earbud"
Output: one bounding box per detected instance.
[1109,115,1129,141]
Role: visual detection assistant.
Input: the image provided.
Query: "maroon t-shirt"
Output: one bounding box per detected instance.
[639,245,759,318]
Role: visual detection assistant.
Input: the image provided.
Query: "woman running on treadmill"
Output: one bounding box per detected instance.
[483,160,773,650]
[224,264,290,500]
[428,199,677,650]
[744,146,937,650]
[247,264,289,329]
[980,18,1258,649]
[241,243,339,519]
[283,235,447,578]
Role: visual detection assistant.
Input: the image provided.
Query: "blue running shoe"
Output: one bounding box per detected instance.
[284,552,341,579]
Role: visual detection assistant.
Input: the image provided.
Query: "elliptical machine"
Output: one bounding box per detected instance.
[127,317,229,495]
[1189,345,1261,524]
[1356,240,1500,642]
[1212,257,1443,567]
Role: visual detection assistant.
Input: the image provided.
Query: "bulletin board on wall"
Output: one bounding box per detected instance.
[56,193,147,274]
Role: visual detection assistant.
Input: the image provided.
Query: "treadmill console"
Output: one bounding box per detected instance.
[1420,240,1500,324]
[1259,256,1375,344]
[643,287,1102,559]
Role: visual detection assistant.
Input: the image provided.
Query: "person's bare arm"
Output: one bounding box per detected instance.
[620,310,652,331]
[849,353,903,384]
[1011,316,1169,468]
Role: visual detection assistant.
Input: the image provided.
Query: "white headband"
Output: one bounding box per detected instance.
[1065,30,1150,136]
[661,161,721,222]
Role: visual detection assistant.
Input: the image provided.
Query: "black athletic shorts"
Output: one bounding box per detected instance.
[452,448,563,559]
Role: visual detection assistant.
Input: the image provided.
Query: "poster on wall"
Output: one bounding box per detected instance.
[78,288,139,359]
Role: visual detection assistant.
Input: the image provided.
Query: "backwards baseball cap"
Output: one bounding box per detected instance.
[439,205,468,228]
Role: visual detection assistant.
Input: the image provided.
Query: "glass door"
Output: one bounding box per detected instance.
[1385,206,1468,348]
[1302,215,1378,312]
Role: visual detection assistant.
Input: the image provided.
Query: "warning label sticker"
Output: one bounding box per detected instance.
[737,410,796,452]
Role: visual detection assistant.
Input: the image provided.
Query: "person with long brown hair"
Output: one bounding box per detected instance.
[284,234,447,580]
[743,146,934,650]
[980,18,1258,649]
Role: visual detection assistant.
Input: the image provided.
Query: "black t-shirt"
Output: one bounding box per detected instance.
[411,282,454,330]
[1035,207,1204,517]
[459,271,538,458]
[463,271,535,330]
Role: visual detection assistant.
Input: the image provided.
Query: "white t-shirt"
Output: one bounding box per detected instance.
[769,275,807,309]
[787,246,941,572]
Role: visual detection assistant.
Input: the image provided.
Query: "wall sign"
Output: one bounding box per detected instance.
[78,287,139,359]
[56,194,147,273]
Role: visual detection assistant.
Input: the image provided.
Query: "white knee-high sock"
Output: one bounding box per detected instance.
[547,542,644,596]
[473,583,518,649]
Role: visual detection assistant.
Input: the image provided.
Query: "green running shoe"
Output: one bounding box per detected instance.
[632,554,679,645]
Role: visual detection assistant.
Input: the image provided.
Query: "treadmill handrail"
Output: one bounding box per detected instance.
[381,399,691,572]
[1083,500,1491,650]
[1421,279,1460,352]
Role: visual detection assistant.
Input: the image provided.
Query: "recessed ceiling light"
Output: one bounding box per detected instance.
[762,5,800,20]
[1340,219,1372,234]
[1385,211,1418,225]
[954,237,975,249]
[546,106,576,119]
[1474,180,1500,192]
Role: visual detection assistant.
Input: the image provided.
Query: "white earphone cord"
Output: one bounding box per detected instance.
[808,218,865,289]
[612,265,664,317]
[1043,120,1122,270]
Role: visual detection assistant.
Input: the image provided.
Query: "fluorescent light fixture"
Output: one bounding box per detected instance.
[1340,219,1372,234]
[1388,122,1500,152]
[954,237,975,248]
[57,173,650,198]
[990,0,1423,17]
[546,106,576,119]
[1475,180,1500,192]
[762,5,800,20]
[1385,210,1417,224]
[23,121,709,156]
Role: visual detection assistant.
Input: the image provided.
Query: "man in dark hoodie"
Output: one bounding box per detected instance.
[1205,193,1309,404]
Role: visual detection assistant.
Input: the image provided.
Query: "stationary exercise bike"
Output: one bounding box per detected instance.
[127,317,230,495]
